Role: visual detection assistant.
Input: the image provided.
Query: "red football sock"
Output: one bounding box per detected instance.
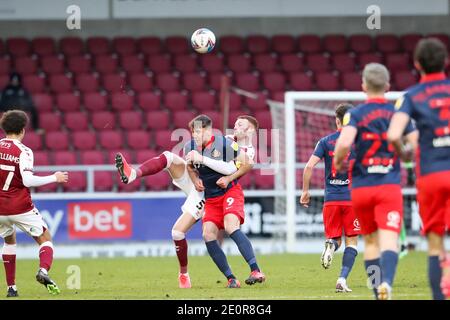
[137,153,168,178]
[39,242,54,271]
[174,239,188,274]
[2,254,16,286]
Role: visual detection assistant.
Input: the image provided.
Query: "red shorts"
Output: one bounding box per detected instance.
[203,184,245,230]
[323,201,361,239]
[416,171,450,236]
[351,184,403,235]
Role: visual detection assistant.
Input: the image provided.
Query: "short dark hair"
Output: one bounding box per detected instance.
[188,114,212,130]
[335,103,353,123]
[237,115,259,131]
[0,110,28,135]
[414,38,448,74]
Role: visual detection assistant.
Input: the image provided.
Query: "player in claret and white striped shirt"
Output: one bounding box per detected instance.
[0,110,68,297]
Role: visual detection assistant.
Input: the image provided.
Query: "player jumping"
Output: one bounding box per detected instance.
[115,115,257,288]
[334,63,418,300]
[0,110,68,297]
[387,38,450,300]
[300,103,360,293]
[184,114,264,288]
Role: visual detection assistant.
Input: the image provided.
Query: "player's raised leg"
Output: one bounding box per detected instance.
[33,229,60,295]
[2,230,18,297]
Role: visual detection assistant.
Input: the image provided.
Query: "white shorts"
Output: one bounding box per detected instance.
[0,207,48,238]
[172,168,205,221]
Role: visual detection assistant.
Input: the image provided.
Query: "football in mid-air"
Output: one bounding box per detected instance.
[191,28,216,54]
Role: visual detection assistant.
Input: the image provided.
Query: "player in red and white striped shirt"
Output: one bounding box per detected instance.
[0,110,68,297]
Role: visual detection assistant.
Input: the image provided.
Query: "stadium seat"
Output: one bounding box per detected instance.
[14,56,37,75]
[358,53,383,68]
[385,53,410,72]
[147,54,172,73]
[22,132,43,150]
[247,35,270,54]
[332,53,356,73]
[83,92,107,111]
[129,73,153,92]
[72,131,97,150]
[118,111,143,130]
[22,75,45,93]
[41,55,65,74]
[64,112,89,131]
[107,149,134,164]
[126,130,151,150]
[246,92,268,111]
[118,177,141,192]
[174,54,198,73]
[121,55,145,74]
[315,72,340,91]
[236,73,260,92]
[280,54,304,73]
[192,91,216,111]
[76,73,100,93]
[229,92,243,110]
[99,131,124,150]
[227,54,251,73]
[228,110,243,126]
[200,54,224,73]
[67,55,92,74]
[183,73,206,91]
[33,151,50,166]
[400,34,423,53]
[32,37,56,56]
[94,171,114,192]
[238,171,253,189]
[63,172,86,192]
[87,37,110,56]
[349,34,373,53]
[306,54,330,72]
[173,110,196,128]
[156,73,180,92]
[113,37,136,56]
[342,71,362,91]
[111,92,134,111]
[80,150,105,164]
[394,71,418,90]
[60,37,84,56]
[144,171,170,191]
[91,111,116,131]
[375,34,400,53]
[102,74,126,93]
[56,93,81,112]
[208,72,232,91]
[33,93,53,112]
[298,35,322,54]
[271,34,296,54]
[137,36,163,55]
[136,149,159,164]
[254,111,272,129]
[0,57,11,75]
[45,131,69,150]
[49,74,73,93]
[202,111,221,126]
[427,33,450,49]
[7,37,30,56]
[262,72,286,92]
[289,73,313,91]
[137,92,161,111]
[53,151,77,165]
[165,36,190,55]
[164,92,188,111]
[0,75,8,88]
[40,113,62,132]
[323,34,348,53]
[253,172,274,189]
[94,54,119,74]
[254,54,278,73]
[219,36,244,55]
[155,129,178,150]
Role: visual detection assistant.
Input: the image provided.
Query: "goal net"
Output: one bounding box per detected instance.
[269,92,420,253]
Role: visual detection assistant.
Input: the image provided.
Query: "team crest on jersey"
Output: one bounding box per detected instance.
[211,149,221,158]
[343,112,351,126]
[386,211,401,229]
[394,96,404,110]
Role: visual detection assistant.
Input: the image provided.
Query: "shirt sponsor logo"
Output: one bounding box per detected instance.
[329,179,350,185]
[367,164,393,174]
[432,136,450,147]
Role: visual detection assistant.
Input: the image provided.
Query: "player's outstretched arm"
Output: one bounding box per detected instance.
[387,112,417,162]
[185,150,237,175]
[334,126,357,171]
[216,152,253,189]
[22,171,68,187]
[300,155,321,208]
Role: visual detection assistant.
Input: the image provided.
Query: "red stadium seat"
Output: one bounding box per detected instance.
[22,75,45,93]
[80,150,105,164]
[165,36,189,55]
[99,131,124,150]
[200,54,224,73]
[7,38,30,56]
[33,93,53,112]
[227,54,251,73]
[45,132,69,150]
[72,131,97,150]
[427,33,450,49]
[33,151,50,166]
[53,151,77,165]
[32,37,56,56]
[236,73,260,92]
[164,92,188,111]
[147,54,172,73]
[118,111,142,130]
[95,172,114,192]
[400,34,423,53]
[228,110,243,126]
[183,73,206,91]
[332,53,356,73]
[263,72,286,92]
[137,92,161,111]
[271,35,296,54]
[121,55,144,74]
[289,73,313,91]
[129,73,153,92]
[156,73,180,91]
[208,73,232,91]
[247,35,270,54]
[203,111,221,126]
[14,56,37,75]
[144,171,170,191]
[22,132,43,150]
[219,36,244,55]
[113,37,136,56]
[323,35,348,53]
[64,112,88,131]
[155,130,178,151]
[0,57,11,75]
[49,74,73,93]
[91,111,115,131]
[146,111,170,130]
[111,92,134,111]
[0,75,8,88]
[173,111,196,128]
[238,171,253,189]
[376,34,400,53]
[107,149,134,164]
[254,111,272,129]
[253,54,278,73]
[280,54,304,73]
[102,74,126,93]
[87,37,110,56]
[349,34,373,53]
[56,93,81,112]
[358,53,383,68]
[76,73,100,93]
[63,172,86,192]
[246,92,268,111]
[174,54,198,73]
[138,37,163,55]
[254,172,274,189]
[136,150,158,164]
[394,71,418,90]
[41,55,65,74]
[126,130,151,150]
[60,37,84,56]
[342,71,362,91]
[118,177,141,192]
[229,92,243,110]
[385,53,410,72]
[40,113,62,132]
[298,35,322,54]
[67,55,92,74]
[315,72,340,91]
[192,91,216,111]
[83,92,107,112]
[306,54,330,72]
[95,55,118,74]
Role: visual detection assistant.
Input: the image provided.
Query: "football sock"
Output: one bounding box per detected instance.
[229,230,260,272]
[365,258,381,299]
[2,244,16,287]
[331,239,339,251]
[137,153,168,178]
[428,255,445,300]
[39,241,54,271]
[174,239,188,274]
[205,240,234,279]
[340,246,358,279]
[380,250,398,286]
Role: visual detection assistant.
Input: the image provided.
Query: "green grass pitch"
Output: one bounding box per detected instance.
[4,251,431,300]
